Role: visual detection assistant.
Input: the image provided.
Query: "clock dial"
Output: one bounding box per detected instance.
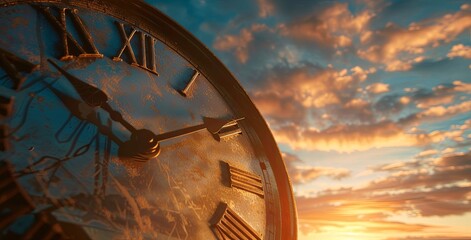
[0,1,297,239]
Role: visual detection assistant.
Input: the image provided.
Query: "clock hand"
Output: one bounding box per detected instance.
[48,86,124,146]
[118,117,243,162]
[153,117,244,142]
[47,59,137,133]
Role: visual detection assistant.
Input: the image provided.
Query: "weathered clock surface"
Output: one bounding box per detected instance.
[0,0,297,239]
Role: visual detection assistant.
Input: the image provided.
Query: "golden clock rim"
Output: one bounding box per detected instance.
[0,0,298,239]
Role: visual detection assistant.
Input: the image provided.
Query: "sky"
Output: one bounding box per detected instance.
[146,0,471,239]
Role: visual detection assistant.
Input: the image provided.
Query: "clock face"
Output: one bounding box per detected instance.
[0,1,297,240]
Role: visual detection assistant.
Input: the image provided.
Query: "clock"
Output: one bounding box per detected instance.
[0,0,297,239]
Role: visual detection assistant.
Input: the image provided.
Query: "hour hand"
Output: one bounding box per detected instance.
[47,59,136,132]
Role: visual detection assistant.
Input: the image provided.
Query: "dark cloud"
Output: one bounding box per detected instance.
[374,94,409,116]
[270,0,337,20]
[375,80,471,119]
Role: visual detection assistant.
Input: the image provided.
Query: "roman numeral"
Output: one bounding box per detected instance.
[0,125,9,151]
[0,48,38,90]
[0,96,13,118]
[228,164,264,198]
[0,161,35,228]
[211,203,261,240]
[178,70,199,97]
[34,6,103,61]
[113,22,158,75]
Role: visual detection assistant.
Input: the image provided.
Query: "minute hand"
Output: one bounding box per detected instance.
[153,117,244,142]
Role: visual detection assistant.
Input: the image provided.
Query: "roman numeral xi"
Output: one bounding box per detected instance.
[34,6,103,60]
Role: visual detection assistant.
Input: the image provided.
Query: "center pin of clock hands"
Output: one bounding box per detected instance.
[47,59,244,162]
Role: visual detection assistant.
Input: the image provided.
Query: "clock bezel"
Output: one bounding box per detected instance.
[0,0,298,239]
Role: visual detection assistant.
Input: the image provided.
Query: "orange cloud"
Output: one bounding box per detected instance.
[283,152,351,184]
[251,91,306,124]
[448,44,471,59]
[213,24,270,63]
[358,4,471,71]
[273,121,419,152]
[291,166,351,184]
[417,100,471,119]
[295,152,471,235]
[453,80,471,92]
[278,3,373,49]
[256,0,274,18]
[252,64,374,111]
[248,63,379,129]
[404,81,471,109]
[366,82,390,94]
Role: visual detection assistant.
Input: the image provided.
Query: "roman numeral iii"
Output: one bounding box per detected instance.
[228,163,264,198]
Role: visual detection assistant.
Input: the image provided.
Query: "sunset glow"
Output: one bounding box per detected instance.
[151,0,471,239]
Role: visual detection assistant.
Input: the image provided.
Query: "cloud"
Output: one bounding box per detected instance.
[366,82,390,94]
[358,4,471,71]
[213,24,270,63]
[386,237,471,240]
[273,99,471,152]
[255,0,274,18]
[374,94,411,116]
[251,91,307,125]
[290,166,351,184]
[401,100,471,125]
[375,81,471,118]
[273,121,420,152]
[250,63,376,126]
[278,3,373,50]
[409,81,471,109]
[296,152,471,235]
[415,149,439,158]
[448,44,471,59]
[282,152,351,185]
